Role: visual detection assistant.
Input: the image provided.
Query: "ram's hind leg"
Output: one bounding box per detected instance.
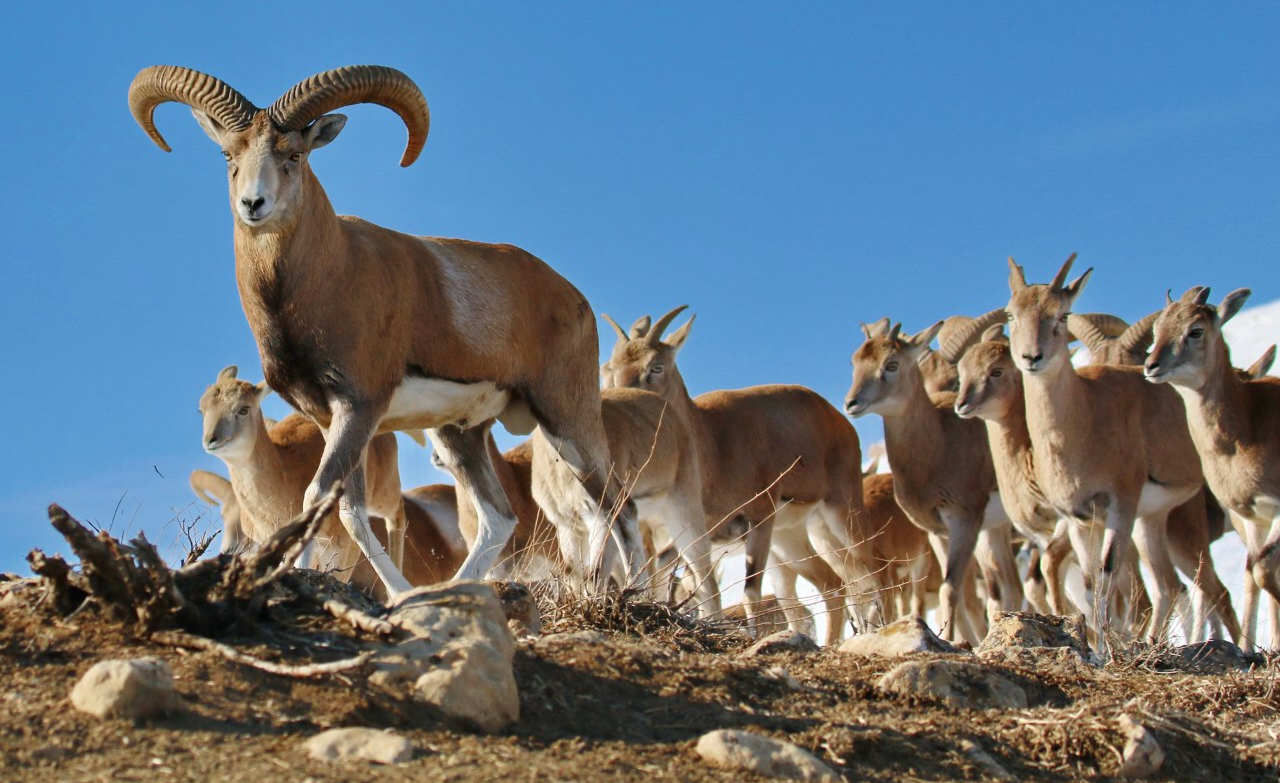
[431,422,519,582]
[305,402,412,598]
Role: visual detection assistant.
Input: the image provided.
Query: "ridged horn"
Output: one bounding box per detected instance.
[268,65,430,167]
[1065,313,1114,353]
[938,308,1007,363]
[1049,252,1078,290]
[600,314,628,342]
[128,66,257,152]
[648,305,689,345]
[1117,310,1161,354]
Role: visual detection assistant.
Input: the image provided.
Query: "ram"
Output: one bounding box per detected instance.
[130,65,640,595]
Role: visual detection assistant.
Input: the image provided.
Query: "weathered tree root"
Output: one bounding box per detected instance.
[30,484,393,678]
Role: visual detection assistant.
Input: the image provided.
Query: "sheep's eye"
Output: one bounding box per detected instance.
[1058,314,1069,323]
[1188,328,1204,340]
[289,152,302,162]
[650,365,663,375]
[237,406,250,416]
[991,368,1004,378]
[885,362,899,373]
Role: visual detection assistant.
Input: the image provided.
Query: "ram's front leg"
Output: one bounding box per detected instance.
[305,401,412,598]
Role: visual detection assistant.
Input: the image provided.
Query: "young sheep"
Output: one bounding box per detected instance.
[130,65,642,597]
[197,365,405,575]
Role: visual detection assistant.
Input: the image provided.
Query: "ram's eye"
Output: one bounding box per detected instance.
[885,362,899,373]
[650,365,663,375]
[1188,328,1204,340]
[991,368,1004,378]
[237,406,250,416]
[221,150,231,160]
[289,152,302,162]
[1059,314,1069,323]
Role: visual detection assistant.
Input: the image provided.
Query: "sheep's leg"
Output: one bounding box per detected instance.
[771,521,845,646]
[431,422,519,583]
[662,495,721,616]
[305,404,411,598]
[1230,510,1263,651]
[742,517,775,638]
[1133,512,1189,642]
[937,511,981,644]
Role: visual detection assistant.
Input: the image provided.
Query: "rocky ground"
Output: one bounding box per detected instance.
[2,561,1279,783]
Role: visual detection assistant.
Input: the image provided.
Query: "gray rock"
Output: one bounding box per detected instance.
[70,658,178,720]
[1160,639,1262,673]
[878,659,1027,710]
[303,728,413,764]
[978,644,1096,677]
[696,729,840,781]
[838,617,961,657]
[744,630,820,657]
[977,612,1088,655]
[369,581,518,734]
[1118,714,1164,778]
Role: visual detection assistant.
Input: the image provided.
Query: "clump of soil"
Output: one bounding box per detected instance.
[2,570,1279,782]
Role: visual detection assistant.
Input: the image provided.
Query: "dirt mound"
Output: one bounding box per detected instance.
[3,567,1280,782]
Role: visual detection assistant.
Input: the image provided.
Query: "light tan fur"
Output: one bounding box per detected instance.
[188,469,244,554]
[602,307,866,645]
[198,366,405,575]
[1006,256,1203,647]
[1147,286,1280,649]
[846,321,1023,643]
[531,386,722,614]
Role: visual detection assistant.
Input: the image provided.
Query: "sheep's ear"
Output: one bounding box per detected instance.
[981,324,1005,343]
[1062,268,1093,306]
[254,381,271,402]
[217,365,238,383]
[304,114,347,151]
[666,315,696,354]
[192,109,228,146]
[1217,288,1251,326]
[904,321,945,359]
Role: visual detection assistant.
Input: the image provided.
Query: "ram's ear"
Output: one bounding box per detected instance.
[304,114,347,152]
[192,109,230,146]
[254,381,271,402]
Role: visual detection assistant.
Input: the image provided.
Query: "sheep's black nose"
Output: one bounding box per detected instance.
[241,197,265,213]
[1022,352,1043,366]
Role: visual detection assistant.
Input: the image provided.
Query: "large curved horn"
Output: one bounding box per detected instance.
[938,308,1007,363]
[1049,252,1078,290]
[1117,310,1161,354]
[268,65,430,167]
[600,314,628,342]
[647,305,689,344]
[128,66,257,152]
[1065,314,1113,353]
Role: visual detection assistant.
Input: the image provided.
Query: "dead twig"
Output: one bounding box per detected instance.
[151,630,372,678]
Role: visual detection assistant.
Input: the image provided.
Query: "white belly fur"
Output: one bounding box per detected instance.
[383,377,511,430]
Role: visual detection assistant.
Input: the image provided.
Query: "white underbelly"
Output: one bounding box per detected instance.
[382,376,511,429]
[1136,481,1197,517]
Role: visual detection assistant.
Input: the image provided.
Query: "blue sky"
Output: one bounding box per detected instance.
[1,4,1277,571]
